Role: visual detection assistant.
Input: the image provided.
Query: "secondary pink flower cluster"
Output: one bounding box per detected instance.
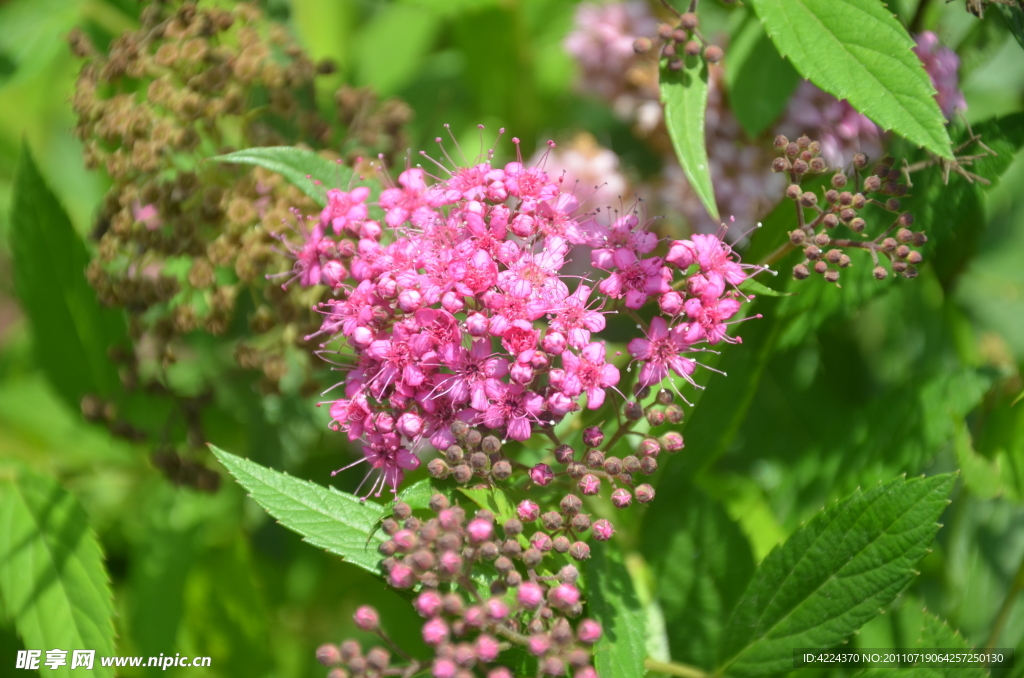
[282,132,760,495]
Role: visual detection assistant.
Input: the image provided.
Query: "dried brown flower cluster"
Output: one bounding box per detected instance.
[69,1,411,394]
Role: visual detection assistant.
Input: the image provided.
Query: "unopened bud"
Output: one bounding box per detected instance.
[633,37,652,54]
[317,644,341,667]
[624,400,644,420]
[610,488,632,508]
[542,511,564,531]
[635,484,656,503]
[704,45,723,63]
[560,494,583,515]
[602,456,623,475]
[553,535,571,553]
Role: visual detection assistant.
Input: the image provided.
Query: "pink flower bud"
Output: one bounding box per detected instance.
[438,508,464,531]
[440,291,464,313]
[517,499,540,522]
[659,431,684,451]
[464,606,486,628]
[575,667,598,678]
[635,484,656,503]
[467,518,494,544]
[529,464,554,486]
[439,550,463,576]
[321,260,346,287]
[377,277,398,299]
[466,312,489,336]
[542,331,567,355]
[415,590,443,617]
[388,563,416,588]
[359,220,382,239]
[610,488,632,508]
[511,214,537,237]
[530,351,549,370]
[454,644,475,666]
[578,474,601,496]
[549,584,580,610]
[432,658,457,678]
[577,619,602,645]
[511,362,534,384]
[422,617,450,646]
[392,529,418,553]
[639,438,660,456]
[530,532,553,552]
[485,597,510,620]
[543,657,567,676]
[592,519,615,541]
[476,634,501,663]
[528,633,551,656]
[518,581,545,609]
[351,326,374,348]
[666,240,696,269]
[316,644,341,666]
[547,392,575,416]
[353,605,379,631]
[659,291,684,315]
[396,412,424,438]
[398,289,422,312]
[582,426,604,447]
[374,412,396,433]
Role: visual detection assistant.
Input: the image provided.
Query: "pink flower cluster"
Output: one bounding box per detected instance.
[283,132,759,495]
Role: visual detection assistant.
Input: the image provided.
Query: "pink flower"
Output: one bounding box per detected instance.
[482,382,544,441]
[597,248,671,309]
[626,317,696,389]
[914,31,966,119]
[517,499,541,522]
[682,294,743,345]
[438,339,508,410]
[561,342,620,409]
[380,168,436,228]
[549,284,606,348]
[321,186,370,235]
[422,617,450,646]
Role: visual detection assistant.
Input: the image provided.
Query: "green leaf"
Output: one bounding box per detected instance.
[716,473,956,676]
[661,53,718,221]
[585,542,646,678]
[859,611,987,678]
[954,418,1007,500]
[739,276,794,298]
[642,489,755,670]
[0,467,116,678]
[457,486,517,523]
[996,5,1024,52]
[211,147,351,208]
[748,0,952,158]
[209,445,386,574]
[9,142,127,411]
[725,19,801,137]
[399,478,455,510]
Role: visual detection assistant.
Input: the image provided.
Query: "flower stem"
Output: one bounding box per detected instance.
[644,658,710,678]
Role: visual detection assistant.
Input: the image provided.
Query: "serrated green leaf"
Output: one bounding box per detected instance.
[0,467,116,678]
[748,0,952,158]
[725,19,801,137]
[716,473,956,676]
[642,489,755,670]
[211,147,351,207]
[9,142,127,411]
[209,445,386,574]
[661,53,718,220]
[585,542,646,678]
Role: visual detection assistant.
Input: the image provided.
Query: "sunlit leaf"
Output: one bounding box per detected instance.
[210,446,386,574]
[717,473,955,676]
[0,467,116,678]
[749,0,952,158]
[661,53,718,220]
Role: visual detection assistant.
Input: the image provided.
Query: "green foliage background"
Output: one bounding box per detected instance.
[1,1,1024,677]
